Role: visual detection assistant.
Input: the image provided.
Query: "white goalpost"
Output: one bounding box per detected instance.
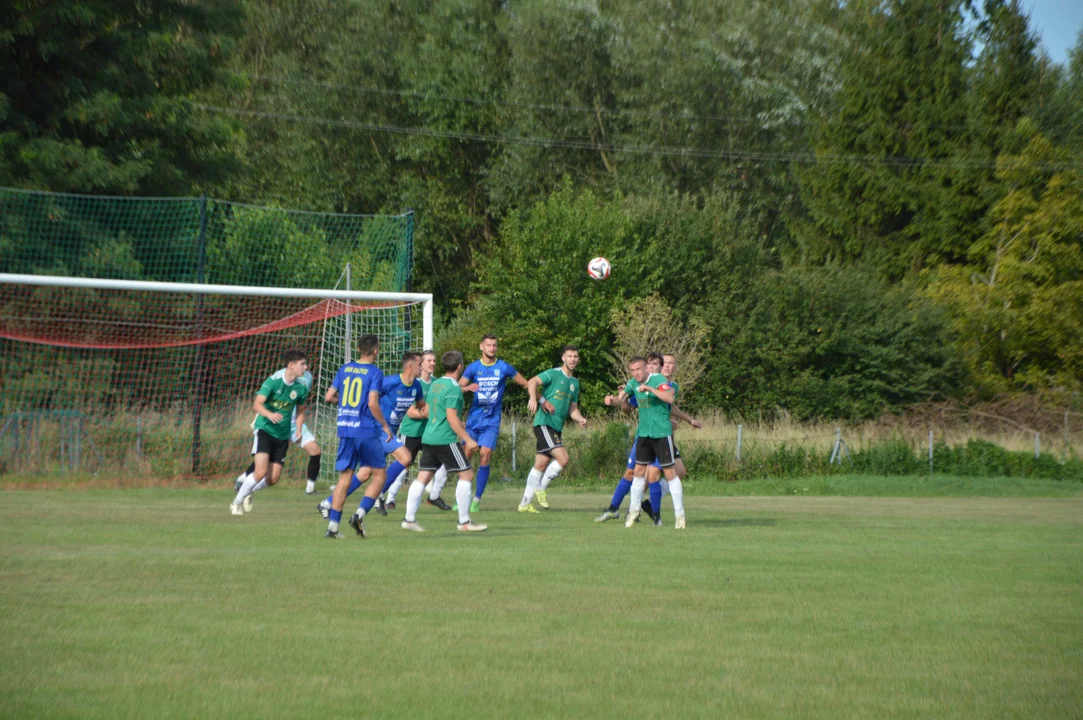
[0,273,433,483]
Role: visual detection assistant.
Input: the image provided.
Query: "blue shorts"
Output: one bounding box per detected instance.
[381,434,405,456]
[335,436,385,472]
[465,418,500,450]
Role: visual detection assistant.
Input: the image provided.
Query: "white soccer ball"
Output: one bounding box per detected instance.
[587,256,611,281]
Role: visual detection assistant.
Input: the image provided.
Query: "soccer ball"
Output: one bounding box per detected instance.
[587,257,611,281]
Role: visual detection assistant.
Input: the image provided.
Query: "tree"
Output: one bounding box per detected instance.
[608,293,709,398]
[0,0,245,194]
[926,127,1083,395]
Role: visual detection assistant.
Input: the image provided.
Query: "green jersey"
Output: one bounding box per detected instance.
[398,376,433,438]
[254,371,310,440]
[533,367,580,433]
[421,376,464,446]
[634,373,673,439]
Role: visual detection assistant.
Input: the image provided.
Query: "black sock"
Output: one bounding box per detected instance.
[308,454,321,482]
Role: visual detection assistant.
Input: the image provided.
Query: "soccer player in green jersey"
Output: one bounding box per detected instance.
[519,345,588,512]
[624,354,688,529]
[405,350,486,532]
[230,349,310,516]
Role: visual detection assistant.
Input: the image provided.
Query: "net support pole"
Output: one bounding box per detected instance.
[345,263,352,363]
[192,196,208,474]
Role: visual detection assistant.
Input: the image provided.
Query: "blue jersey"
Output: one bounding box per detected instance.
[379,373,424,433]
[332,362,385,438]
[462,358,518,427]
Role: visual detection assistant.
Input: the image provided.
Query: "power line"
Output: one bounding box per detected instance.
[249,74,988,134]
[194,103,1081,171]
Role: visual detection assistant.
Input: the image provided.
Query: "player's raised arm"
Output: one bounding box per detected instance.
[670,405,702,429]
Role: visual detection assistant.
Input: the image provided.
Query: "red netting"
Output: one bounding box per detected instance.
[0,285,425,480]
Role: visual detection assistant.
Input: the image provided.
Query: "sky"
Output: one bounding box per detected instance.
[1026,0,1082,65]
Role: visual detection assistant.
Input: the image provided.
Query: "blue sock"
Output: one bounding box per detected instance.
[609,478,632,512]
[383,462,405,493]
[360,495,376,514]
[325,474,362,505]
[649,482,662,516]
[329,509,342,524]
[475,465,491,500]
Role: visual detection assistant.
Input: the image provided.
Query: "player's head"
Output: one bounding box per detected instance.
[401,351,421,376]
[646,352,663,374]
[628,355,648,383]
[357,334,379,360]
[479,334,498,360]
[441,350,464,375]
[662,353,677,379]
[561,345,580,372]
[420,350,436,376]
[281,348,308,376]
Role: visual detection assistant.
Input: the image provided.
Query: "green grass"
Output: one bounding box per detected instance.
[1,486,1081,719]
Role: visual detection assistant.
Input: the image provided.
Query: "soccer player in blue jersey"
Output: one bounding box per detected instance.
[371,352,427,515]
[457,334,529,512]
[322,334,393,539]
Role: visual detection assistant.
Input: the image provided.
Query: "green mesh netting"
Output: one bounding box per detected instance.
[0,188,414,291]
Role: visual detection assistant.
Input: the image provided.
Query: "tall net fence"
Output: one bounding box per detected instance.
[0,187,421,482]
[0,282,428,480]
[0,188,414,291]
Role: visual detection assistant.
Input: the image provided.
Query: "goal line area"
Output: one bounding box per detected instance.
[0,274,433,480]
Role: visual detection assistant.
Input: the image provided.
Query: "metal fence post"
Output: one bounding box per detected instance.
[736,424,743,463]
[511,421,517,473]
[1035,432,1040,459]
[928,429,934,474]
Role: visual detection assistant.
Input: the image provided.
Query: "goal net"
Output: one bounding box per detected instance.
[0,274,432,484]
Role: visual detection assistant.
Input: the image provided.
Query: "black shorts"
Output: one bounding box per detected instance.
[635,435,676,469]
[419,443,471,473]
[534,425,563,454]
[402,435,423,462]
[254,429,290,465]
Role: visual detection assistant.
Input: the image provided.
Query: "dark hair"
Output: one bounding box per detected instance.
[357,334,379,356]
[402,351,422,365]
[628,355,647,366]
[562,345,579,354]
[282,348,307,365]
[441,350,464,372]
[480,334,498,342]
[646,352,664,365]
[421,349,436,358]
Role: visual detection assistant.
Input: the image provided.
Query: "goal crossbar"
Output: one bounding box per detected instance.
[0,273,434,349]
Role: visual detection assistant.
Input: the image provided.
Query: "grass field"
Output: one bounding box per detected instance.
[1,484,1081,719]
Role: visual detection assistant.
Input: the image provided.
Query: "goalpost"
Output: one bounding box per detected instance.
[0,273,433,484]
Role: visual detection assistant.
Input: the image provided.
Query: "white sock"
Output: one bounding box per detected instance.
[328,520,340,533]
[233,476,258,504]
[432,466,449,498]
[252,478,268,492]
[404,480,425,523]
[425,480,436,500]
[628,476,646,513]
[670,477,685,517]
[386,469,408,503]
[521,468,542,506]
[456,480,472,524]
[540,460,563,490]
[660,478,671,497]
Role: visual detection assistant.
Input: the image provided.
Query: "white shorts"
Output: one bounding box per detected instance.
[251,423,316,453]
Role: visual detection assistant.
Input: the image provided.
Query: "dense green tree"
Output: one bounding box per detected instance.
[0,0,245,194]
